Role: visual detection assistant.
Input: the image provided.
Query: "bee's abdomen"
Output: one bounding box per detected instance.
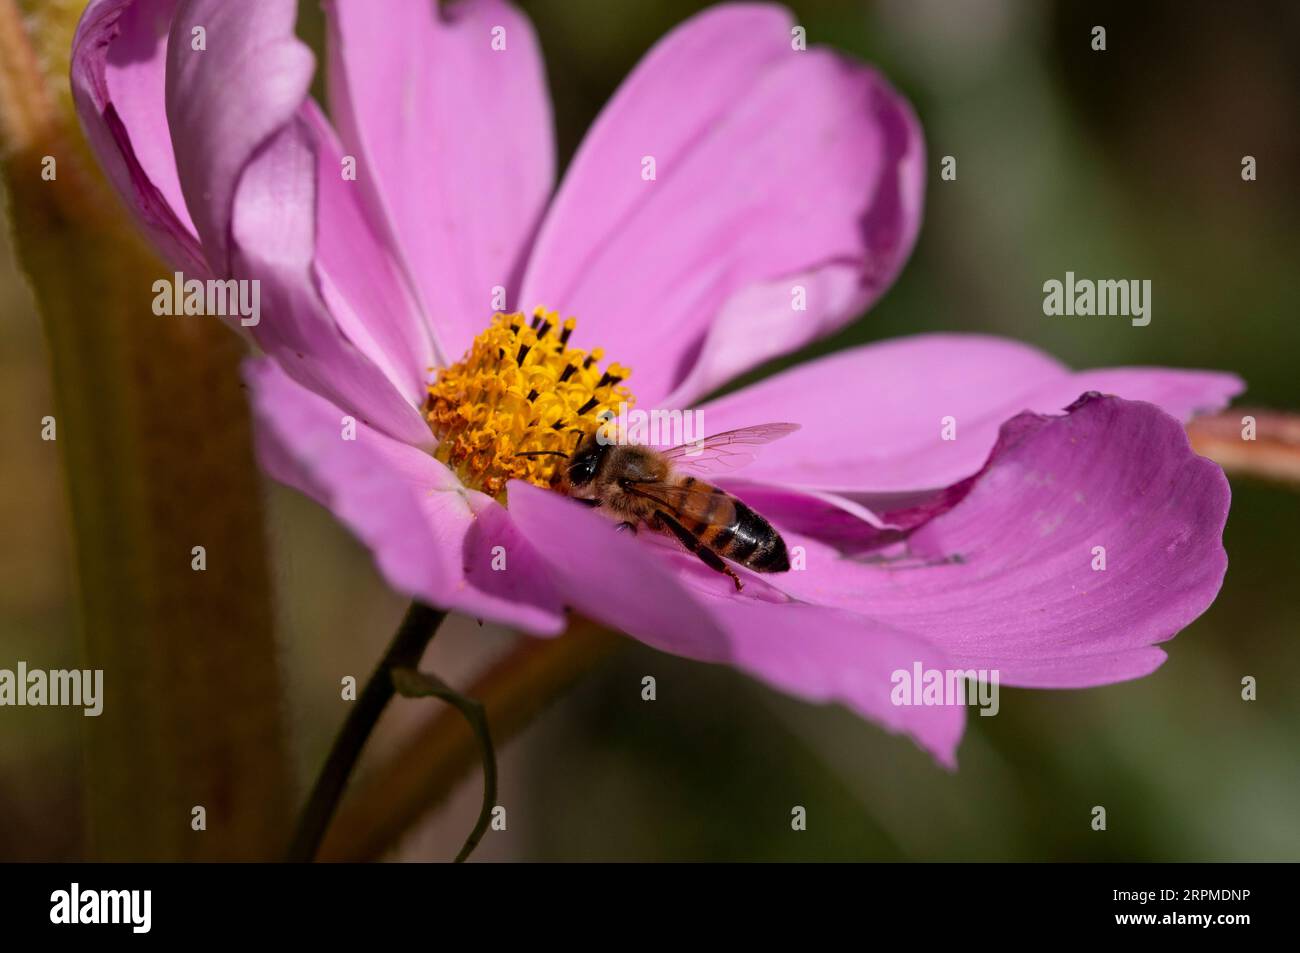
[700,495,790,574]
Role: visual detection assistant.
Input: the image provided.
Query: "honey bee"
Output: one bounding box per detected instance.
[542,423,800,590]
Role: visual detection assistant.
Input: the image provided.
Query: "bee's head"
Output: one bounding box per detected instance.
[566,437,608,488]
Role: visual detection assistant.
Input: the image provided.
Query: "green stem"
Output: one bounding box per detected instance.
[3,0,291,859]
[390,668,498,862]
[287,601,446,862]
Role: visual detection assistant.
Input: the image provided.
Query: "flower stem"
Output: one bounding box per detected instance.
[320,618,621,861]
[287,600,447,862]
[390,667,498,862]
[1187,408,1300,486]
[2,0,291,860]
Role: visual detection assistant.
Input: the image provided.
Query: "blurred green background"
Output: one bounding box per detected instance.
[2,0,1298,860]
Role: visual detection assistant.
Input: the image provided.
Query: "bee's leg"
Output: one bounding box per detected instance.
[656,511,743,591]
[575,498,601,508]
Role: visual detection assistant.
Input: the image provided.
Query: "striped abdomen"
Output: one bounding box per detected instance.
[672,477,791,573]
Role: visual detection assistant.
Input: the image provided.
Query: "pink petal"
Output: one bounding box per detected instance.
[507,482,965,766]
[164,0,315,275]
[304,103,435,405]
[230,120,431,445]
[766,395,1231,688]
[71,0,207,274]
[324,0,555,362]
[246,359,565,635]
[518,3,925,405]
[74,1,435,419]
[697,333,1243,493]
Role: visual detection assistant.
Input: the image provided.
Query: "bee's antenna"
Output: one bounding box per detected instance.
[515,450,570,459]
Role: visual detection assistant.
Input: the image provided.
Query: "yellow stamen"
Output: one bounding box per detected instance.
[425,308,635,500]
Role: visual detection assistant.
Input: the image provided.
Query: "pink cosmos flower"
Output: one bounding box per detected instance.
[72,0,1241,766]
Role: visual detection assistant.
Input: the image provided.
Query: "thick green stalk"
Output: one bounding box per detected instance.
[0,0,290,859]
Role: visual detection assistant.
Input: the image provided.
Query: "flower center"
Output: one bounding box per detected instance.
[425,308,635,500]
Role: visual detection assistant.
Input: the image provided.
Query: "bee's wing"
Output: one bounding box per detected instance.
[660,422,800,474]
[621,480,732,529]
